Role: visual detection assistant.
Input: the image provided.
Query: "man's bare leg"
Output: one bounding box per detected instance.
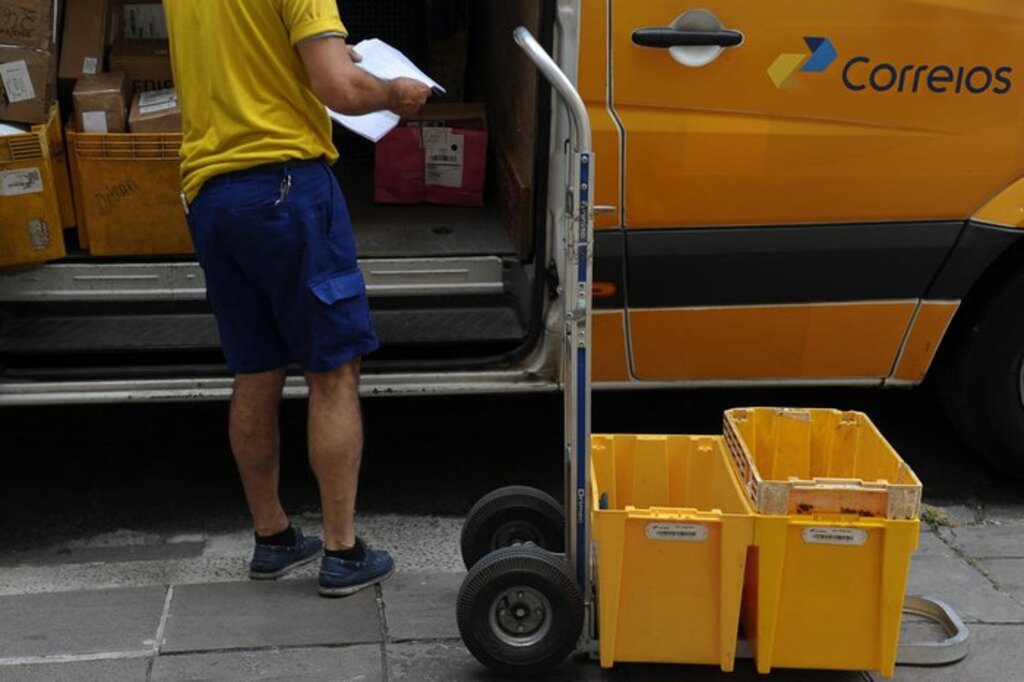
[230,368,289,536]
[306,360,363,551]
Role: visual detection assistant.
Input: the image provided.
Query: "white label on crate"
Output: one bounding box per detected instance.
[423,127,464,188]
[0,60,35,103]
[139,89,178,115]
[82,57,98,76]
[27,218,50,251]
[0,168,44,196]
[645,523,710,542]
[802,527,868,547]
[82,111,108,134]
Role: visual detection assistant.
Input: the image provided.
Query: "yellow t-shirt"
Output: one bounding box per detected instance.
[164,0,347,201]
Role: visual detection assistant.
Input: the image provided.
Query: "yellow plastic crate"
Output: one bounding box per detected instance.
[67,129,192,256]
[590,434,754,671]
[0,106,67,268]
[724,407,922,519]
[744,512,919,677]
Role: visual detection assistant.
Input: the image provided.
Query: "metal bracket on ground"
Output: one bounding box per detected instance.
[896,595,970,667]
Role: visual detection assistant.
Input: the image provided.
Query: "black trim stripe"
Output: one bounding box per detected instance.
[928,221,1024,299]
[622,222,963,308]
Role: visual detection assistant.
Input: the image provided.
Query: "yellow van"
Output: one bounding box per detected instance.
[2,0,1023,476]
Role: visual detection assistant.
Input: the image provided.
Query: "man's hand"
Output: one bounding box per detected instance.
[388,78,431,118]
[299,37,431,117]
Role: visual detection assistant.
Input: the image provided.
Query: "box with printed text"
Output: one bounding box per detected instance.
[375,102,487,207]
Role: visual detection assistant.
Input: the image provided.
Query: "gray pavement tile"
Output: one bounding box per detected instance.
[915,530,954,558]
[0,586,167,658]
[387,641,622,681]
[906,555,1024,624]
[382,571,463,641]
[0,657,151,682]
[151,644,382,681]
[0,542,205,568]
[980,559,1024,602]
[162,580,382,653]
[870,624,1024,681]
[943,525,1024,559]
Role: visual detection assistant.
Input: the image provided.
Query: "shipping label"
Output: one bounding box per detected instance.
[645,522,710,542]
[139,89,178,115]
[802,527,868,547]
[82,111,108,134]
[423,127,464,189]
[26,218,50,251]
[0,60,36,103]
[0,167,44,196]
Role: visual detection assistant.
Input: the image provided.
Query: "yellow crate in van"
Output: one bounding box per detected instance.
[0,106,67,268]
[67,128,192,256]
[590,434,754,672]
[724,407,922,519]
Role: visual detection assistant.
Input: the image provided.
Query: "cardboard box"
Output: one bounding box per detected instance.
[375,103,488,207]
[120,1,166,40]
[58,0,110,79]
[73,70,128,133]
[0,0,59,50]
[109,39,171,93]
[128,86,178,133]
[0,45,55,124]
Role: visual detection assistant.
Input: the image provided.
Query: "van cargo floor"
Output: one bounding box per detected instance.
[338,164,516,259]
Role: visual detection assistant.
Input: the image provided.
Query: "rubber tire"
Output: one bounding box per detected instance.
[937,266,1024,478]
[461,486,565,570]
[456,545,583,677]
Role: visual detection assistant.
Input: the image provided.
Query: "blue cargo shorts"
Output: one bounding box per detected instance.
[186,159,379,374]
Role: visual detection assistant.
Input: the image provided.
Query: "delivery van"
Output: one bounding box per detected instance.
[2,0,1024,477]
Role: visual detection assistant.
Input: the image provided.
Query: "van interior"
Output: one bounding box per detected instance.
[0,0,553,382]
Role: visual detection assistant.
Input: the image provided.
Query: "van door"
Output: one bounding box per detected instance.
[610,1,1024,382]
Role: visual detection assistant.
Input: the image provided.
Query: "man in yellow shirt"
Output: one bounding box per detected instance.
[164,0,429,597]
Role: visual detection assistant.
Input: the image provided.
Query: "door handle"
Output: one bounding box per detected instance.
[632,27,743,49]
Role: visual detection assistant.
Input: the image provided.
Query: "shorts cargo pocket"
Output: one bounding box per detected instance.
[310,269,367,305]
[306,268,379,368]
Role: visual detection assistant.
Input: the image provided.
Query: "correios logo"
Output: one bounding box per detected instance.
[768,37,838,88]
[769,36,1013,95]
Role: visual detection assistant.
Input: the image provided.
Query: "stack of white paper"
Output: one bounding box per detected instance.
[327,39,445,143]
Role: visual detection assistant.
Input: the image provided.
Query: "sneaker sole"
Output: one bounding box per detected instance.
[249,550,322,581]
[317,565,396,598]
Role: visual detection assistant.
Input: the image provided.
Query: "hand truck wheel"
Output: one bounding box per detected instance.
[457,544,583,677]
[460,486,566,570]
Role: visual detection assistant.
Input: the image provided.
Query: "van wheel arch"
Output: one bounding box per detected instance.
[932,236,1024,478]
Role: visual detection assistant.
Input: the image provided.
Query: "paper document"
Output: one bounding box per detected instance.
[327,39,445,143]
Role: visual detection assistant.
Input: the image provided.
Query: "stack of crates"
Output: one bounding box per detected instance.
[66,127,192,256]
[590,407,922,678]
[0,106,70,267]
[724,407,922,677]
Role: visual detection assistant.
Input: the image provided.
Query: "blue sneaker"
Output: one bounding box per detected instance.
[318,538,395,597]
[249,528,323,580]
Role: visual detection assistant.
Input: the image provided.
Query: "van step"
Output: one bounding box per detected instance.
[0,306,526,354]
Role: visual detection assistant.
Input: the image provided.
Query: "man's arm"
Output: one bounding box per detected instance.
[297,36,430,117]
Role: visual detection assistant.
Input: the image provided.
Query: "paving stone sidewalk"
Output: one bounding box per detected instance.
[1,522,1022,681]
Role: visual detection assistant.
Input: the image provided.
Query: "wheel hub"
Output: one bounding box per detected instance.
[489,587,552,647]
[491,520,541,550]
